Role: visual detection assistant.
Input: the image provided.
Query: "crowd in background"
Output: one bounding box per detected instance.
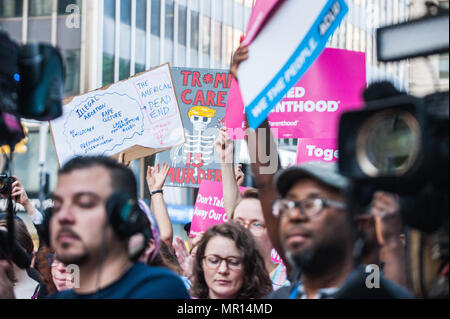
[0,43,440,300]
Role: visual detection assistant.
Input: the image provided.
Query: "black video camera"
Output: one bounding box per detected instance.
[0,30,65,148]
[338,4,449,234]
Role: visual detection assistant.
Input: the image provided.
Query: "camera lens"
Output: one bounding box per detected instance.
[356,110,421,177]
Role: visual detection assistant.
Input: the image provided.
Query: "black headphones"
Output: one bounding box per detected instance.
[40,192,150,248]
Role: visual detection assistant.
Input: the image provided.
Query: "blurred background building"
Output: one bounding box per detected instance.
[2,0,444,240]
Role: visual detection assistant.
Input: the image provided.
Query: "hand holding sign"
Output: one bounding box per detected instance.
[118,152,131,167]
[230,44,249,80]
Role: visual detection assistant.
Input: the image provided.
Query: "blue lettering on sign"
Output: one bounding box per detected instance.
[111,116,140,134]
[149,107,170,119]
[69,126,95,138]
[102,108,122,122]
[140,83,173,99]
[75,97,100,118]
[245,0,348,129]
[83,103,107,120]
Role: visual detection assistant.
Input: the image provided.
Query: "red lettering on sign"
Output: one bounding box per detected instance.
[181,89,192,104]
[197,169,206,184]
[217,91,226,107]
[227,73,233,88]
[193,90,205,105]
[192,71,202,87]
[215,169,222,183]
[192,153,203,168]
[214,73,227,88]
[207,169,214,181]
[206,91,215,106]
[186,168,196,184]
[181,71,191,86]
[167,167,175,183]
[175,168,185,183]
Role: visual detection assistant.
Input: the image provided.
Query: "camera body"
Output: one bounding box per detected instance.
[339,91,448,193]
[0,173,15,196]
[338,6,449,234]
[0,30,64,148]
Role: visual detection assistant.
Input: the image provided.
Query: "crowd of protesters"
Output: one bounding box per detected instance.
[0,42,424,299]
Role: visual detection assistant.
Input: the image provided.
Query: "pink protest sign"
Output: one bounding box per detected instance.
[225,48,366,139]
[296,139,338,164]
[242,0,285,47]
[190,180,246,237]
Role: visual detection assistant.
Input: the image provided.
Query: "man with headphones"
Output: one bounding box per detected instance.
[44,156,189,298]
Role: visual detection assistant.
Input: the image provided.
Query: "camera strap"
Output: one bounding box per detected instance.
[1,152,15,261]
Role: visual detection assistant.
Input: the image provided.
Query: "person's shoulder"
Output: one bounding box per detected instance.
[333,265,414,299]
[46,290,76,299]
[379,276,414,299]
[132,263,182,280]
[264,284,295,299]
[126,263,190,299]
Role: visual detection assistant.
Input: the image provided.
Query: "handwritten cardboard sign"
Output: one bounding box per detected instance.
[234,0,348,129]
[50,63,185,165]
[156,67,234,188]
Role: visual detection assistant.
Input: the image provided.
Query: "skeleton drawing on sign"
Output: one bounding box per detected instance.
[171,106,217,171]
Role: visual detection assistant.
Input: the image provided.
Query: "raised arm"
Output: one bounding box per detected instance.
[214,126,242,219]
[230,42,290,272]
[11,176,43,225]
[245,119,290,272]
[146,163,174,248]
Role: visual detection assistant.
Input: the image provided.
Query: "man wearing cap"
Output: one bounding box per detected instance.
[230,43,412,298]
[243,119,412,299]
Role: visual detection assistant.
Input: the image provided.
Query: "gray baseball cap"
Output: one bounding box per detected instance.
[274,161,349,197]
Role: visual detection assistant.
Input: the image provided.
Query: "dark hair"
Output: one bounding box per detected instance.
[59,156,137,198]
[190,222,273,299]
[0,217,34,255]
[148,241,183,275]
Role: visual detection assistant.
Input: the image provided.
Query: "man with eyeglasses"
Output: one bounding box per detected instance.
[230,43,413,299]
[246,123,413,299]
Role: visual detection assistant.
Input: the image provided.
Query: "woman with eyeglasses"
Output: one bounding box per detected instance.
[214,127,291,291]
[189,222,273,299]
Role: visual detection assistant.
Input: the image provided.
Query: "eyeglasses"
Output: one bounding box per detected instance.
[46,253,64,267]
[233,219,266,235]
[272,198,346,219]
[46,253,55,266]
[203,254,243,271]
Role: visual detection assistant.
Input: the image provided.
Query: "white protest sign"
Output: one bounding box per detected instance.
[237,0,348,129]
[50,64,185,165]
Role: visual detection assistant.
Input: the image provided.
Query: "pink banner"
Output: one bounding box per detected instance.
[225,48,366,139]
[190,180,247,237]
[296,139,338,165]
[190,181,285,264]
